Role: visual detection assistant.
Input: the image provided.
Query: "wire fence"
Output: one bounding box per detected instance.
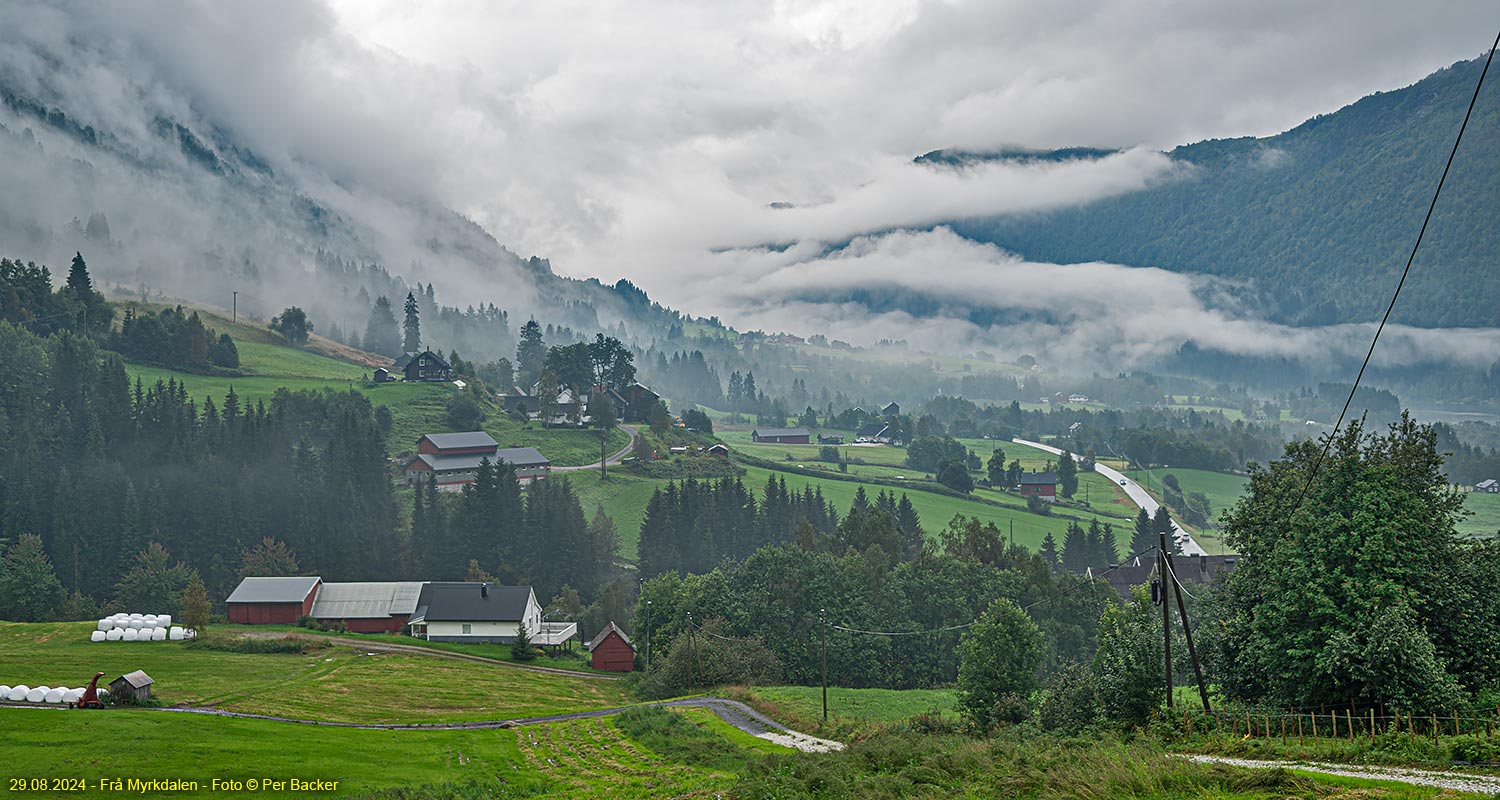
[1156,704,1500,747]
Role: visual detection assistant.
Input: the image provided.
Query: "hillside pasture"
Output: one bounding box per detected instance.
[0,622,630,724]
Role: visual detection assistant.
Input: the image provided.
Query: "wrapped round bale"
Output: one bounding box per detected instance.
[8,685,29,701]
[168,627,184,641]
[0,685,9,697]
[90,630,106,642]
[106,629,123,641]
[158,615,172,627]
[63,689,82,704]
[151,627,167,641]
[96,619,112,632]
[44,688,65,704]
[128,613,143,619]
[128,619,143,630]
[26,687,47,702]
[122,629,138,642]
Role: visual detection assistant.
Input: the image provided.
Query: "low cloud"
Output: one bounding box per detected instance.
[688,228,1500,371]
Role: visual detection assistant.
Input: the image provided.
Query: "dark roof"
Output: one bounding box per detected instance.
[586,621,634,652]
[856,423,889,437]
[226,576,321,604]
[707,443,730,453]
[1018,472,1057,485]
[392,353,414,370]
[419,431,499,451]
[404,447,549,473]
[113,670,154,688]
[754,427,810,438]
[411,582,534,623]
[413,349,449,368]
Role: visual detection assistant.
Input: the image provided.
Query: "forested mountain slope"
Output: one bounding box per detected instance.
[941,57,1498,328]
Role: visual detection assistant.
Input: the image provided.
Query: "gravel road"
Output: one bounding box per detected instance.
[1183,754,1500,795]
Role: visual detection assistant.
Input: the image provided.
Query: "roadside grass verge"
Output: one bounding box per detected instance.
[737,685,958,740]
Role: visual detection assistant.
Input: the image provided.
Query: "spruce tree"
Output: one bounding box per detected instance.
[363,296,400,356]
[1060,521,1088,573]
[1130,507,1155,557]
[516,320,545,386]
[0,533,65,621]
[402,292,421,353]
[1058,450,1078,499]
[1039,531,1060,569]
[66,251,94,294]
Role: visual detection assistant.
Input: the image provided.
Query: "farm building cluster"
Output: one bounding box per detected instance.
[401,431,551,490]
[501,381,660,427]
[226,577,575,647]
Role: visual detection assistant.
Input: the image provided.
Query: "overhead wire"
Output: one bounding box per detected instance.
[1275,29,1499,529]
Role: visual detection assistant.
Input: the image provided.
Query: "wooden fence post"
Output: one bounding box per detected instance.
[1311,711,1318,740]
[1432,712,1440,746]
[1347,709,1354,741]
[1370,708,1375,742]
[1297,713,1304,744]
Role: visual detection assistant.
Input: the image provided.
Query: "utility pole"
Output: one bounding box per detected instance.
[1159,535,1173,709]
[820,608,828,722]
[232,290,238,323]
[1165,550,1211,712]
[645,600,652,670]
[686,612,696,691]
[1009,520,1014,550]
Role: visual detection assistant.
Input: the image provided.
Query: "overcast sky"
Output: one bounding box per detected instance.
[4,1,1495,364]
[315,1,1495,293]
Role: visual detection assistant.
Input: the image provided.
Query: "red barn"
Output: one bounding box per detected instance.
[586,621,636,672]
[226,577,321,624]
[417,431,500,456]
[751,427,811,444]
[1017,471,1057,503]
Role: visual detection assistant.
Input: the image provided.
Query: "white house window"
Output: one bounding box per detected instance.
[462,623,472,635]
[420,358,427,366]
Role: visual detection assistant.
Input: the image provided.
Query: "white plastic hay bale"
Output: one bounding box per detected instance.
[151,627,167,641]
[144,613,158,621]
[157,614,172,627]
[168,626,184,640]
[0,685,9,697]
[25,687,46,702]
[63,689,82,704]
[128,619,144,630]
[90,630,106,642]
[106,628,123,641]
[44,688,64,704]
[8,685,29,701]
[122,628,138,642]
[96,619,112,631]
[185,628,197,639]
[128,613,143,619]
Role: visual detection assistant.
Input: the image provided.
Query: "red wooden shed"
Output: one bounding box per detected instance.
[226,577,321,624]
[585,621,636,672]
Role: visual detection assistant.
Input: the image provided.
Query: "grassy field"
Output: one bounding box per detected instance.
[1459,490,1500,537]
[745,686,957,735]
[0,706,774,799]
[0,622,630,724]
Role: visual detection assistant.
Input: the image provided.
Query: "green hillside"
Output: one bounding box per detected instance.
[118,304,627,467]
[947,57,1498,327]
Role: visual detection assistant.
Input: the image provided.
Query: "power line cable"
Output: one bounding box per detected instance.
[1278,30,1498,528]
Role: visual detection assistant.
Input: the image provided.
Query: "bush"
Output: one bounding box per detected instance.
[1038,661,1099,734]
[446,394,486,429]
[187,634,322,654]
[1026,494,1052,515]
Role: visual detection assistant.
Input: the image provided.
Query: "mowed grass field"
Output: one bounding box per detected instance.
[0,622,630,724]
[0,707,768,799]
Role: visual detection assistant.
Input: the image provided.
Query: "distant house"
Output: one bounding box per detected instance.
[226,576,321,624]
[817,434,844,445]
[1477,479,1500,493]
[620,382,660,423]
[752,427,811,444]
[109,671,154,701]
[1068,394,1089,403]
[1017,471,1057,502]
[419,432,499,456]
[880,402,901,416]
[407,582,542,644]
[855,422,892,444]
[707,443,730,456]
[403,446,550,488]
[586,622,636,672]
[1089,554,1238,601]
[403,349,453,382]
[373,367,394,383]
